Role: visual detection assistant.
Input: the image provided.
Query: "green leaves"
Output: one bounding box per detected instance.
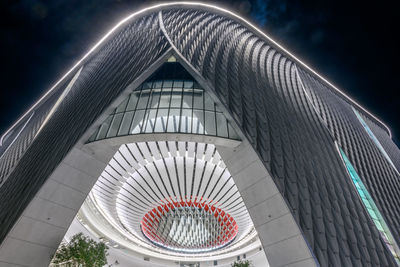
[52,233,109,267]
[231,259,253,267]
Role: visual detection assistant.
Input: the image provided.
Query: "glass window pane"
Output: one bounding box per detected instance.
[126,92,140,111]
[149,89,161,108]
[367,208,378,220]
[193,81,201,89]
[146,90,156,109]
[136,91,150,109]
[228,123,239,139]
[118,111,134,136]
[364,200,372,209]
[144,109,157,133]
[163,80,173,88]
[338,146,399,260]
[193,110,204,134]
[142,82,152,89]
[387,244,396,254]
[181,109,192,133]
[359,190,366,199]
[170,89,182,108]
[375,220,385,232]
[184,81,193,89]
[216,113,228,138]
[167,109,181,133]
[107,113,123,138]
[88,129,98,142]
[354,181,362,189]
[182,89,193,108]
[173,80,183,88]
[130,110,145,134]
[142,108,151,131]
[159,89,172,108]
[152,81,162,89]
[193,90,203,110]
[97,116,113,140]
[204,92,214,111]
[205,111,216,136]
[154,109,168,133]
[115,98,128,113]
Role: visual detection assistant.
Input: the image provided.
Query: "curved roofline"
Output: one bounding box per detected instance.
[1,2,392,140]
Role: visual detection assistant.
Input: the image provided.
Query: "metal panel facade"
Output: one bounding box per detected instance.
[0,5,398,266]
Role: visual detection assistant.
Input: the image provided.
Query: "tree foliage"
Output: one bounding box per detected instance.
[231,259,253,267]
[52,233,108,267]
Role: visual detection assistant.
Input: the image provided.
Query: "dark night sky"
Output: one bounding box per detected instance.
[1,0,399,144]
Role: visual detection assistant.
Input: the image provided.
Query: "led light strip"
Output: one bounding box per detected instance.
[0,112,34,157]
[2,2,391,146]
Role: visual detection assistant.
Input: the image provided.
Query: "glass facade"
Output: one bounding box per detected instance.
[338,146,400,263]
[88,80,239,142]
[353,107,399,174]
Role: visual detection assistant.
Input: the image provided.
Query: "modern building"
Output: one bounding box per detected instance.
[0,3,399,267]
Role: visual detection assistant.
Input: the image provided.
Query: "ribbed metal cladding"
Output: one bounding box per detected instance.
[363,114,400,174]
[0,13,170,244]
[0,5,399,266]
[0,77,71,185]
[298,69,400,248]
[161,8,398,266]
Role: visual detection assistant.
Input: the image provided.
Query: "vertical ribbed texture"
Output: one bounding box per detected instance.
[299,69,400,263]
[363,114,400,174]
[0,78,70,185]
[162,8,398,266]
[0,13,170,244]
[0,6,398,266]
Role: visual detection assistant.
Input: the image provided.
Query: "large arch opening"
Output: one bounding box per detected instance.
[0,55,315,267]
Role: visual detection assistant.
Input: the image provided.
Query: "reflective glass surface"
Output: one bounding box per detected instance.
[89,80,239,142]
[338,146,400,263]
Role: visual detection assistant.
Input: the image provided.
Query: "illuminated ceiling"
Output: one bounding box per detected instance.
[80,141,258,258]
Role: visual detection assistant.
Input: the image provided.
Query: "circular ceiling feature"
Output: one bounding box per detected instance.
[141,200,238,253]
[79,140,258,260]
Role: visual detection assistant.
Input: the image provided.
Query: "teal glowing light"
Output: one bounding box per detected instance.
[353,107,399,175]
[338,146,400,264]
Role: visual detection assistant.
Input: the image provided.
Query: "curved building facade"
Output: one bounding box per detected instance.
[0,3,399,267]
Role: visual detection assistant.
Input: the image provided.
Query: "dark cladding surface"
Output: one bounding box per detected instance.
[161,8,399,265]
[0,13,170,245]
[0,5,399,266]
[0,77,71,185]
[298,70,400,246]
[363,114,400,174]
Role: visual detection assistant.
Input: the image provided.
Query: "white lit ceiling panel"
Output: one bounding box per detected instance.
[80,141,257,257]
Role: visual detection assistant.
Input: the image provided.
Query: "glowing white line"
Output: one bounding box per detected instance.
[34,67,83,139]
[1,2,392,139]
[0,112,34,160]
[0,4,164,143]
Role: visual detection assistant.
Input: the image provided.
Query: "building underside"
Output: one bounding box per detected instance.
[0,3,399,267]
